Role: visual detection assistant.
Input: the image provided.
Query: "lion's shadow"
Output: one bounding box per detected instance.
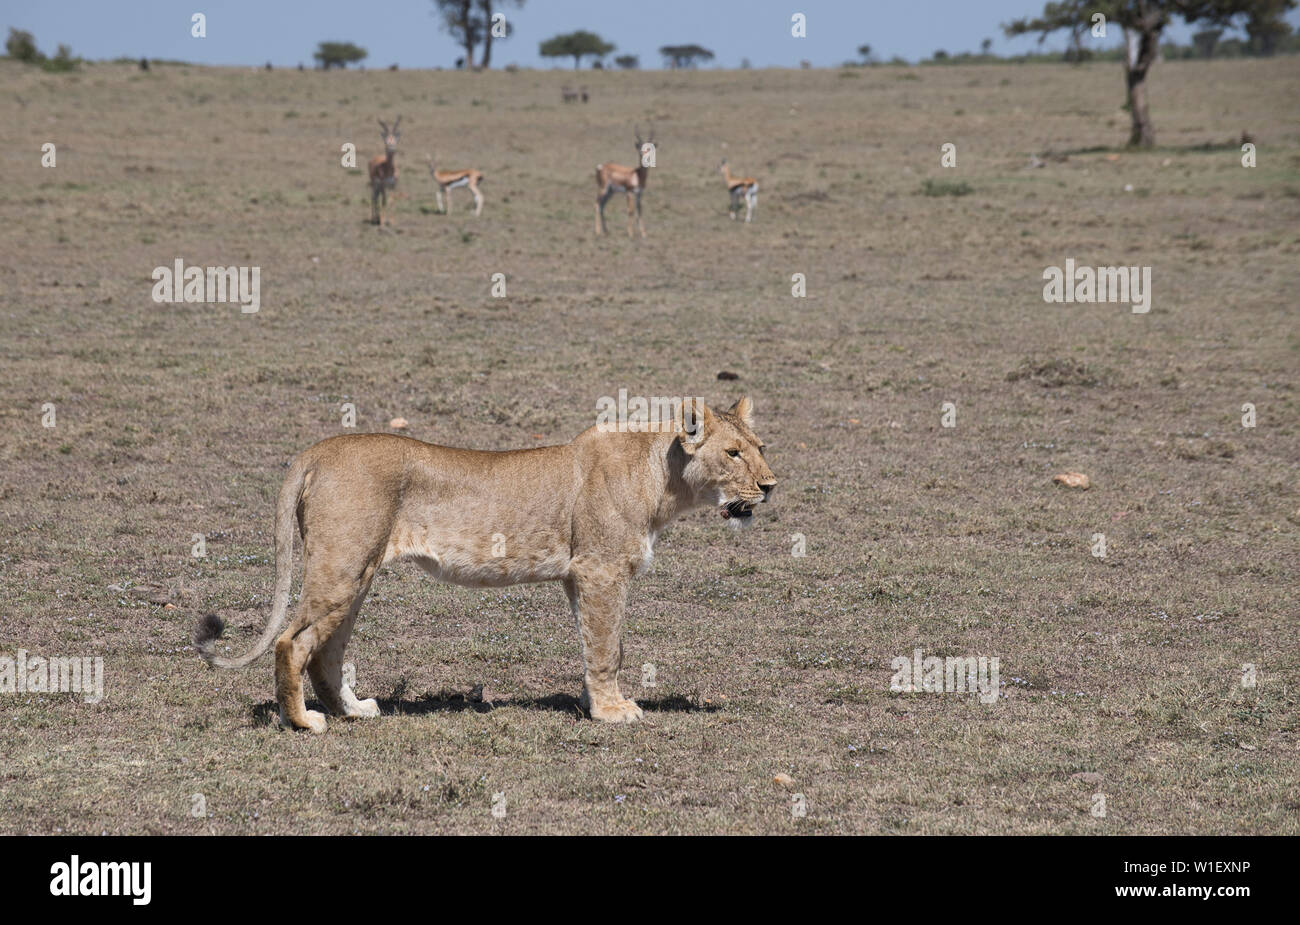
[250,688,716,724]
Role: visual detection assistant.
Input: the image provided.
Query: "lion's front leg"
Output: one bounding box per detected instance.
[565,571,642,724]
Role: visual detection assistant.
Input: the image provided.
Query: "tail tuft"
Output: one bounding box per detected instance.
[193,613,226,666]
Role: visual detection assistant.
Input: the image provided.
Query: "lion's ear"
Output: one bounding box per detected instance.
[728,395,754,428]
[677,399,713,454]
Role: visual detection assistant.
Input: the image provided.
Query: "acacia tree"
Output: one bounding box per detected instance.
[1005,1,1288,147]
[659,44,715,68]
[433,0,524,69]
[540,30,615,68]
[313,41,367,69]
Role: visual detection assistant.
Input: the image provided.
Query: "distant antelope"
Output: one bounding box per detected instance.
[369,116,401,225]
[595,126,654,237]
[718,159,758,223]
[425,153,485,216]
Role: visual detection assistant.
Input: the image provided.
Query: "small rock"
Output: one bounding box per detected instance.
[389,417,409,430]
[773,773,795,789]
[1070,771,1103,785]
[716,370,739,381]
[1053,472,1090,490]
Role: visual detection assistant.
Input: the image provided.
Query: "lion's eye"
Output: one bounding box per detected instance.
[727,448,740,458]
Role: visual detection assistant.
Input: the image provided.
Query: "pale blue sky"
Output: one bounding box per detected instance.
[4,0,1296,68]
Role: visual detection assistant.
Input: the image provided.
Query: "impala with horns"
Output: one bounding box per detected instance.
[369,116,401,226]
[424,153,485,216]
[718,159,759,223]
[595,126,655,238]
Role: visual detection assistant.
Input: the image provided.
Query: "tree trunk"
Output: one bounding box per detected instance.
[479,0,492,68]
[1123,26,1159,148]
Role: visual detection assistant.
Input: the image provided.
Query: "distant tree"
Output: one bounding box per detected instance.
[981,37,994,54]
[614,54,639,69]
[433,0,523,69]
[659,44,714,68]
[540,30,615,68]
[857,43,876,63]
[6,28,39,63]
[1192,26,1224,55]
[313,41,367,69]
[932,48,950,60]
[433,1,477,68]
[1244,0,1292,54]
[1005,1,1285,148]
[42,43,80,72]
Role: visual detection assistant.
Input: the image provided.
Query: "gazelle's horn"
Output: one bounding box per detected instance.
[378,119,388,133]
[393,115,402,130]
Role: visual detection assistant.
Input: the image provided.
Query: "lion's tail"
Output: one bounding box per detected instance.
[193,456,309,669]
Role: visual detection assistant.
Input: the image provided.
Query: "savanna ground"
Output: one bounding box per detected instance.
[1,56,1297,835]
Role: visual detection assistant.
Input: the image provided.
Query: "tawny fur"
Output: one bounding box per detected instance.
[596,127,655,237]
[194,398,776,733]
[425,153,485,216]
[369,117,401,225]
[719,159,759,223]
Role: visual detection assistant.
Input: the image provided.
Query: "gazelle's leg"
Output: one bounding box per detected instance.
[371,183,380,224]
[471,182,483,216]
[746,190,755,223]
[635,190,645,238]
[596,188,611,235]
[444,185,453,214]
[436,187,445,214]
[625,191,635,237]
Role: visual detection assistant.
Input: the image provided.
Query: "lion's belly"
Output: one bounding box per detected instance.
[383,522,571,587]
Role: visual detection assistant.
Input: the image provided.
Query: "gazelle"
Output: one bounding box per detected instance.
[424,153,485,216]
[595,126,654,238]
[719,159,758,223]
[369,116,401,226]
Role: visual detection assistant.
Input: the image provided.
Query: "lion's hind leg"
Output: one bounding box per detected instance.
[275,558,379,733]
[307,592,380,721]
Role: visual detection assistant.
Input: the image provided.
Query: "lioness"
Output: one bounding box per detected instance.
[194,397,775,733]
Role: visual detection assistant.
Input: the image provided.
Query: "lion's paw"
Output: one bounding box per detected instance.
[347,697,381,719]
[301,709,328,734]
[590,698,644,724]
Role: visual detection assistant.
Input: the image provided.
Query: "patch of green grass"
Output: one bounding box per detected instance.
[920,178,973,197]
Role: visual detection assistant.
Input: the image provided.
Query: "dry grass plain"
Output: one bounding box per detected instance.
[1,56,1298,835]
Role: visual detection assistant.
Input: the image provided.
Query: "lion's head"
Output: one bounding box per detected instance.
[677,396,776,528]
